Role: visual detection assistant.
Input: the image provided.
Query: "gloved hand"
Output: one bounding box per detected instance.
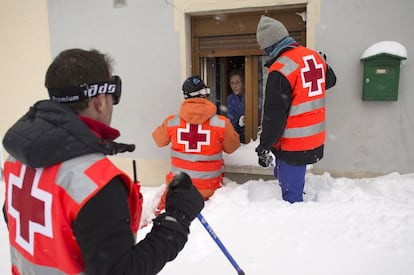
[238,115,245,127]
[102,140,136,155]
[165,172,204,229]
[255,145,274,168]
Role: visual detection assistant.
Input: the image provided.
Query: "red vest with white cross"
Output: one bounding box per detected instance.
[4,153,142,275]
[269,46,327,151]
[165,114,226,190]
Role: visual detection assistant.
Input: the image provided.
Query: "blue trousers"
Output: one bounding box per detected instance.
[274,158,306,203]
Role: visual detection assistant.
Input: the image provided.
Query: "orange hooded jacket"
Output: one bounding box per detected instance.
[153,98,240,205]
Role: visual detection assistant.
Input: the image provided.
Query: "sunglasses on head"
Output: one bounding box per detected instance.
[48,75,122,105]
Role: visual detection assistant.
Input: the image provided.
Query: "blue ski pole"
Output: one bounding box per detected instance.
[197,213,245,275]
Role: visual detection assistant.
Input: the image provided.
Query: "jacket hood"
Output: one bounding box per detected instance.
[2,100,134,168]
[179,98,217,124]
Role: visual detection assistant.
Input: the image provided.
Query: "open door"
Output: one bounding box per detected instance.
[191,7,306,143]
[198,56,267,143]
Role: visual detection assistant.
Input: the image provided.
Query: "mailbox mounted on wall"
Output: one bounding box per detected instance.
[360,41,407,101]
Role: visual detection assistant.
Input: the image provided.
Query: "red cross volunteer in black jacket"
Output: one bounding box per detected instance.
[255,16,337,203]
[2,48,204,275]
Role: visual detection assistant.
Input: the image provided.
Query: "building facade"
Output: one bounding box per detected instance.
[1,0,413,185]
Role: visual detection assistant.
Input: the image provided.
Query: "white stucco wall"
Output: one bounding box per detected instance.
[314,0,414,175]
[46,0,183,184]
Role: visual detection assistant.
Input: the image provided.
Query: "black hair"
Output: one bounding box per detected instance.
[45,48,113,113]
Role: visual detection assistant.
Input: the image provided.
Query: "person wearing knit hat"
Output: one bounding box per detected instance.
[256,15,289,50]
[255,15,337,203]
[152,75,240,213]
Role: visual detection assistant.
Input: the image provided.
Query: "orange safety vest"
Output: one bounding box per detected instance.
[165,114,226,190]
[4,153,142,275]
[269,46,327,151]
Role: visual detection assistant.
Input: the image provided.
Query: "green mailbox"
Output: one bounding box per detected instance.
[361,53,406,101]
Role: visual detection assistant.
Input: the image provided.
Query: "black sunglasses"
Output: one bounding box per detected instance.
[48,75,122,105]
[108,75,122,105]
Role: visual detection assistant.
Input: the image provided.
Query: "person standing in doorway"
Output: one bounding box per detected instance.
[153,75,240,212]
[255,15,337,203]
[226,69,246,143]
[2,48,204,275]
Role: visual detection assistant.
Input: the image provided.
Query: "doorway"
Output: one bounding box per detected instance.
[201,56,244,116]
[190,7,306,143]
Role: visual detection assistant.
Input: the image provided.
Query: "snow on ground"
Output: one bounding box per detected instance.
[1,141,414,274]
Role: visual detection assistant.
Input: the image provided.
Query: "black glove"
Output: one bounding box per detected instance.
[101,140,136,155]
[255,145,274,168]
[165,172,204,230]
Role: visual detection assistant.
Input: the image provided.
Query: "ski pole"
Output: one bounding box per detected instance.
[197,213,245,275]
[132,160,138,183]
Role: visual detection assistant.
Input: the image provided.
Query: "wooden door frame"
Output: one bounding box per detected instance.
[244,56,259,142]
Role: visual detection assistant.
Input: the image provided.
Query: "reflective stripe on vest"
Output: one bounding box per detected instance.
[282,121,325,138]
[209,115,226,128]
[11,247,86,275]
[288,97,325,116]
[56,153,103,204]
[171,150,222,162]
[167,115,181,127]
[168,114,225,128]
[278,56,299,76]
[171,166,223,179]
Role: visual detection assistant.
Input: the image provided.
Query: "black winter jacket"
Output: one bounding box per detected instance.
[2,100,187,275]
